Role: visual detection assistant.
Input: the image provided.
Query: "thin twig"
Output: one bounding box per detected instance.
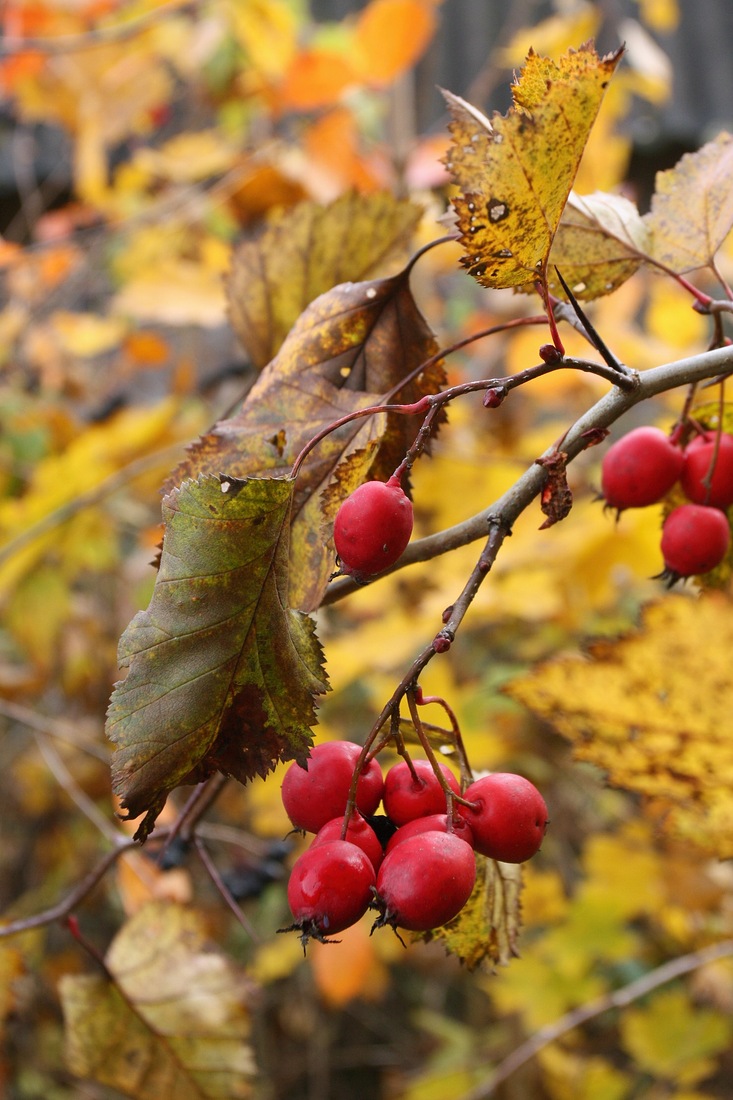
[193,837,260,943]
[34,733,121,843]
[457,939,733,1100]
[0,698,107,760]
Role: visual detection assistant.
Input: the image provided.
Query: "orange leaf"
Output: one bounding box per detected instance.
[352,0,438,86]
[123,331,170,367]
[310,917,387,1006]
[276,48,355,111]
[304,108,384,193]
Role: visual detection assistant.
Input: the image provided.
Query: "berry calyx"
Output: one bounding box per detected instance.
[280,840,376,946]
[374,831,476,932]
[659,503,731,581]
[600,426,684,512]
[281,741,384,834]
[382,758,460,826]
[311,812,384,871]
[680,431,733,508]
[457,773,548,863]
[333,475,413,581]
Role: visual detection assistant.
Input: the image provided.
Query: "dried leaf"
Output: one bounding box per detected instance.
[60,901,256,1099]
[505,593,733,857]
[644,132,733,273]
[547,190,648,299]
[444,43,623,289]
[537,450,573,529]
[419,857,523,970]
[107,475,328,840]
[226,193,423,369]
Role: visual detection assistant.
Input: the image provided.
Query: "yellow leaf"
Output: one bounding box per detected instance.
[444,43,623,289]
[60,901,256,1098]
[50,311,127,358]
[548,190,648,300]
[132,130,239,184]
[619,987,732,1086]
[351,0,437,87]
[500,7,602,67]
[506,594,733,857]
[645,133,733,273]
[229,0,298,80]
[538,1047,632,1100]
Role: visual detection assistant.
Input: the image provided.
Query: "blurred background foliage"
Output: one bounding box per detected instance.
[1,0,733,1098]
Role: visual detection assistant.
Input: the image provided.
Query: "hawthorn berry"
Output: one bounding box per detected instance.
[311,812,384,871]
[374,831,476,932]
[659,503,731,580]
[385,812,474,855]
[600,426,684,511]
[281,741,384,834]
[282,840,376,945]
[333,475,413,581]
[680,431,733,508]
[382,758,460,826]
[457,773,548,863]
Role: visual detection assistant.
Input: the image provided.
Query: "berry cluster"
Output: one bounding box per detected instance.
[278,740,548,946]
[600,425,733,582]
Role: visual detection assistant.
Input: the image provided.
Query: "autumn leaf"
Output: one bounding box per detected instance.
[351,0,437,87]
[444,43,623,289]
[176,261,444,610]
[419,857,523,970]
[547,190,649,299]
[505,593,733,857]
[107,475,328,841]
[644,132,733,273]
[226,192,423,369]
[60,901,256,1099]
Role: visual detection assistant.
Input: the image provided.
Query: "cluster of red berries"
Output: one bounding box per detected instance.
[600,425,733,582]
[278,740,548,946]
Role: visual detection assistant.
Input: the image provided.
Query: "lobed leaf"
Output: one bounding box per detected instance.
[444,43,623,290]
[60,901,256,1099]
[506,593,733,858]
[547,190,649,299]
[107,474,328,840]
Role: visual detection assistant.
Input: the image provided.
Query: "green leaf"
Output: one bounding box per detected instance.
[226,192,423,369]
[60,901,256,1099]
[107,474,328,839]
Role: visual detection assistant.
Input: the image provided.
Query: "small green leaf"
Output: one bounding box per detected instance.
[107,474,328,839]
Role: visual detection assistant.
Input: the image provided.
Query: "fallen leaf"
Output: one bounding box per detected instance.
[444,43,623,289]
[60,901,256,1099]
[107,475,328,840]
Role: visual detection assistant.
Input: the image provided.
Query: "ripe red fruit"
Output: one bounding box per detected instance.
[311,812,384,871]
[382,758,460,826]
[385,813,474,855]
[281,741,384,834]
[333,475,413,581]
[457,773,548,863]
[283,840,376,943]
[659,503,731,579]
[374,832,476,931]
[601,426,683,511]
[680,432,733,508]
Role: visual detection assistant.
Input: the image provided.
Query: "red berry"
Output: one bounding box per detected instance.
[281,741,384,834]
[385,813,474,855]
[333,475,413,581]
[457,773,548,863]
[311,812,384,871]
[382,759,460,826]
[660,503,731,579]
[375,832,476,931]
[680,432,733,508]
[284,840,376,943]
[601,426,683,511]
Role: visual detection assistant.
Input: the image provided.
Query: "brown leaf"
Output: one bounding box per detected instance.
[547,190,648,299]
[169,267,444,610]
[226,192,423,369]
[537,450,573,529]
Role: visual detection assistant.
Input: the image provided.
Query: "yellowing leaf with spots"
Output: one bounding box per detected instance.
[506,594,733,857]
[444,43,623,289]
